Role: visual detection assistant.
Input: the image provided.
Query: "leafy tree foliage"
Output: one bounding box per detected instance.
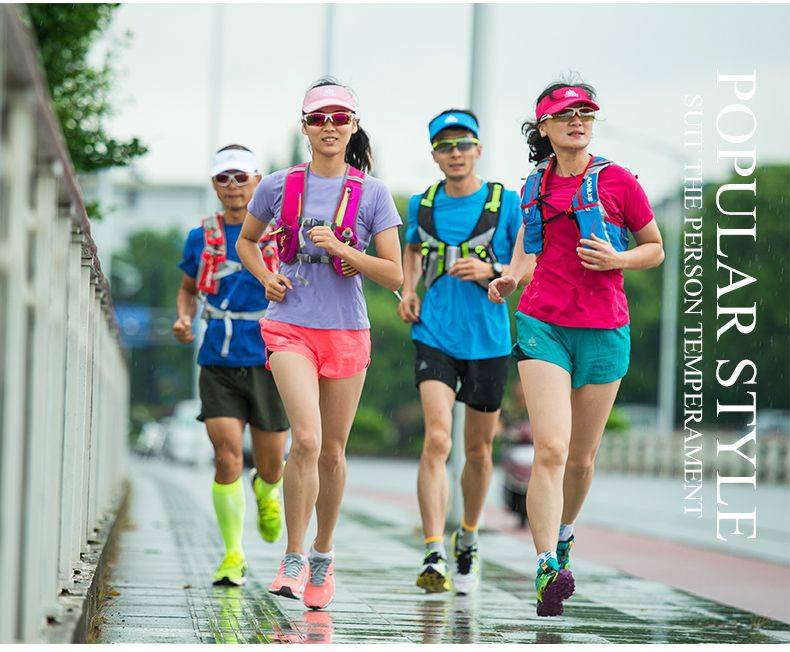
[689,164,789,417]
[26,4,147,173]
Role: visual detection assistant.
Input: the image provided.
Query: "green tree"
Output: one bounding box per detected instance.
[25,4,147,174]
[687,164,789,419]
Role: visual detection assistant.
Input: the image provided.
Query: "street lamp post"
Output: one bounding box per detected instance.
[447,4,495,530]
[194,4,225,400]
[657,194,681,438]
[324,4,334,78]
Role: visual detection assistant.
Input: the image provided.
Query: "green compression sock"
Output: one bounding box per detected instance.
[213,478,246,555]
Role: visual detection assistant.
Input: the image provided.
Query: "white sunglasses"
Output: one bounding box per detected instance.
[539,107,597,123]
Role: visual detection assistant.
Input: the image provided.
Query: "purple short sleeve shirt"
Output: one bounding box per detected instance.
[248,167,402,330]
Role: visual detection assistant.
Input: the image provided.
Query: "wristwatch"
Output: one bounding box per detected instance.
[492,262,504,279]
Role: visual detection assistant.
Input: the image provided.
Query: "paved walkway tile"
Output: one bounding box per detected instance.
[95,459,790,644]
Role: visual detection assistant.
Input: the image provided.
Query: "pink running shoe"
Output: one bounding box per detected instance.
[303,555,335,610]
[269,553,308,600]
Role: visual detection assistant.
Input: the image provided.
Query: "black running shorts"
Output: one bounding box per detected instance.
[198,365,289,432]
[413,341,509,413]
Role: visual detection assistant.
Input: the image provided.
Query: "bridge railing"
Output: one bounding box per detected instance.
[596,430,789,484]
[0,6,129,643]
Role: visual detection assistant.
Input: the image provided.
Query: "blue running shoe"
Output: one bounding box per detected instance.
[556,535,574,571]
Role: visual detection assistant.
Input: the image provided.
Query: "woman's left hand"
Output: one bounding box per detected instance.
[308,225,345,256]
[577,234,623,271]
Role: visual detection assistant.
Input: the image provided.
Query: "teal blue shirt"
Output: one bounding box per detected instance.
[406,182,521,360]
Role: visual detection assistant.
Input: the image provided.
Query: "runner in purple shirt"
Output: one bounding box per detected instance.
[237,78,403,610]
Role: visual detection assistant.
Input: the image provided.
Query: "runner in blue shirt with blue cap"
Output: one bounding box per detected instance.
[173,144,289,587]
[398,110,524,595]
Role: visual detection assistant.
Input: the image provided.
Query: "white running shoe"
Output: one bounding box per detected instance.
[416,550,450,593]
[450,529,480,595]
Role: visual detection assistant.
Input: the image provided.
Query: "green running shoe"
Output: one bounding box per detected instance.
[556,535,574,571]
[535,558,574,617]
[213,550,248,586]
[250,469,283,543]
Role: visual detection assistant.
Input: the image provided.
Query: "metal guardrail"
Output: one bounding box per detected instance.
[0,6,129,643]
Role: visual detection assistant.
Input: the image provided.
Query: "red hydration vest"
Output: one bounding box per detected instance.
[196,212,279,295]
[275,163,365,278]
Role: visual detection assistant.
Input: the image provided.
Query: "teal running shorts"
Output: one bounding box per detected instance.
[513,312,630,388]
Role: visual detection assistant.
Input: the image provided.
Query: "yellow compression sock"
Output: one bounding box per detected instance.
[212,478,246,555]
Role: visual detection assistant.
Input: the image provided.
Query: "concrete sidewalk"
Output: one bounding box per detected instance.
[94,458,790,644]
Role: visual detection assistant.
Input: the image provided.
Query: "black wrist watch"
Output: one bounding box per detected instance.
[492,262,504,279]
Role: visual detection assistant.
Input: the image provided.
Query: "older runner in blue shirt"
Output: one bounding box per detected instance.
[173,144,289,587]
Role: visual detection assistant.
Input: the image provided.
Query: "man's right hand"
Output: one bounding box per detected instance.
[263,274,293,302]
[172,315,195,344]
[397,291,421,323]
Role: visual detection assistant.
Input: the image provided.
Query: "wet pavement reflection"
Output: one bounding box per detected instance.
[95,460,790,644]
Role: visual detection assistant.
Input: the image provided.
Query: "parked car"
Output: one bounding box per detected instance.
[134,421,165,458]
[172,398,202,422]
[501,420,534,528]
[163,400,214,466]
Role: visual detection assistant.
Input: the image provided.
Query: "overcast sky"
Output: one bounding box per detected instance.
[99,3,789,203]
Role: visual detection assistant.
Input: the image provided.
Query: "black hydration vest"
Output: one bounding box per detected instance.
[417,181,503,290]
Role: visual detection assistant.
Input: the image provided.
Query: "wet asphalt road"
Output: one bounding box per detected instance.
[95,458,790,644]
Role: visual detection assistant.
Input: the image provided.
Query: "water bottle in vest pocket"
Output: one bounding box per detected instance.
[574,209,629,252]
[522,202,544,254]
[573,207,608,244]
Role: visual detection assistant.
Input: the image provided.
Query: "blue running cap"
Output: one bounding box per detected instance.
[428,111,479,142]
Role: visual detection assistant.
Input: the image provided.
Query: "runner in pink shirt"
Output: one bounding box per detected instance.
[488,80,665,617]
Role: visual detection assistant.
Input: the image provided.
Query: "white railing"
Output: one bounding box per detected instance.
[0,6,129,643]
[596,430,789,484]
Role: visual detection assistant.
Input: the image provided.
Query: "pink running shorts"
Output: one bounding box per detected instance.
[260,318,371,379]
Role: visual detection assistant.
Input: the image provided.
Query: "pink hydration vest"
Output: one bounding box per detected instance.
[196,213,279,295]
[275,163,365,278]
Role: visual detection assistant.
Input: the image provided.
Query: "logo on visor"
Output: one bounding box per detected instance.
[444,115,459,124]
[564,89,579,98]
[321,87,337,96]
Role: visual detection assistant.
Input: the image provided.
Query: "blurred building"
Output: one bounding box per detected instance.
[80,168,210,272]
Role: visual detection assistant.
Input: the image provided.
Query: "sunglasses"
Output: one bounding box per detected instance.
[431,136,480,153]
[302,111,356,127]
[213,171,253,186]
[539,107,597,123]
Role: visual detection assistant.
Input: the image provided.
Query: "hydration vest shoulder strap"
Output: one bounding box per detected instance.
[197,212,227,295]
[280,163,309,224]
[417,181,442,239]
[521,157,553,209]
[333,165,365,238]
[201,212,226,251]
[467,182,503,239]
[572,157,612,211]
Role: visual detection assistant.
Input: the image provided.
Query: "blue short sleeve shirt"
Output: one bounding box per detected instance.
[178,222,270,367]
[406,181,521,360]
